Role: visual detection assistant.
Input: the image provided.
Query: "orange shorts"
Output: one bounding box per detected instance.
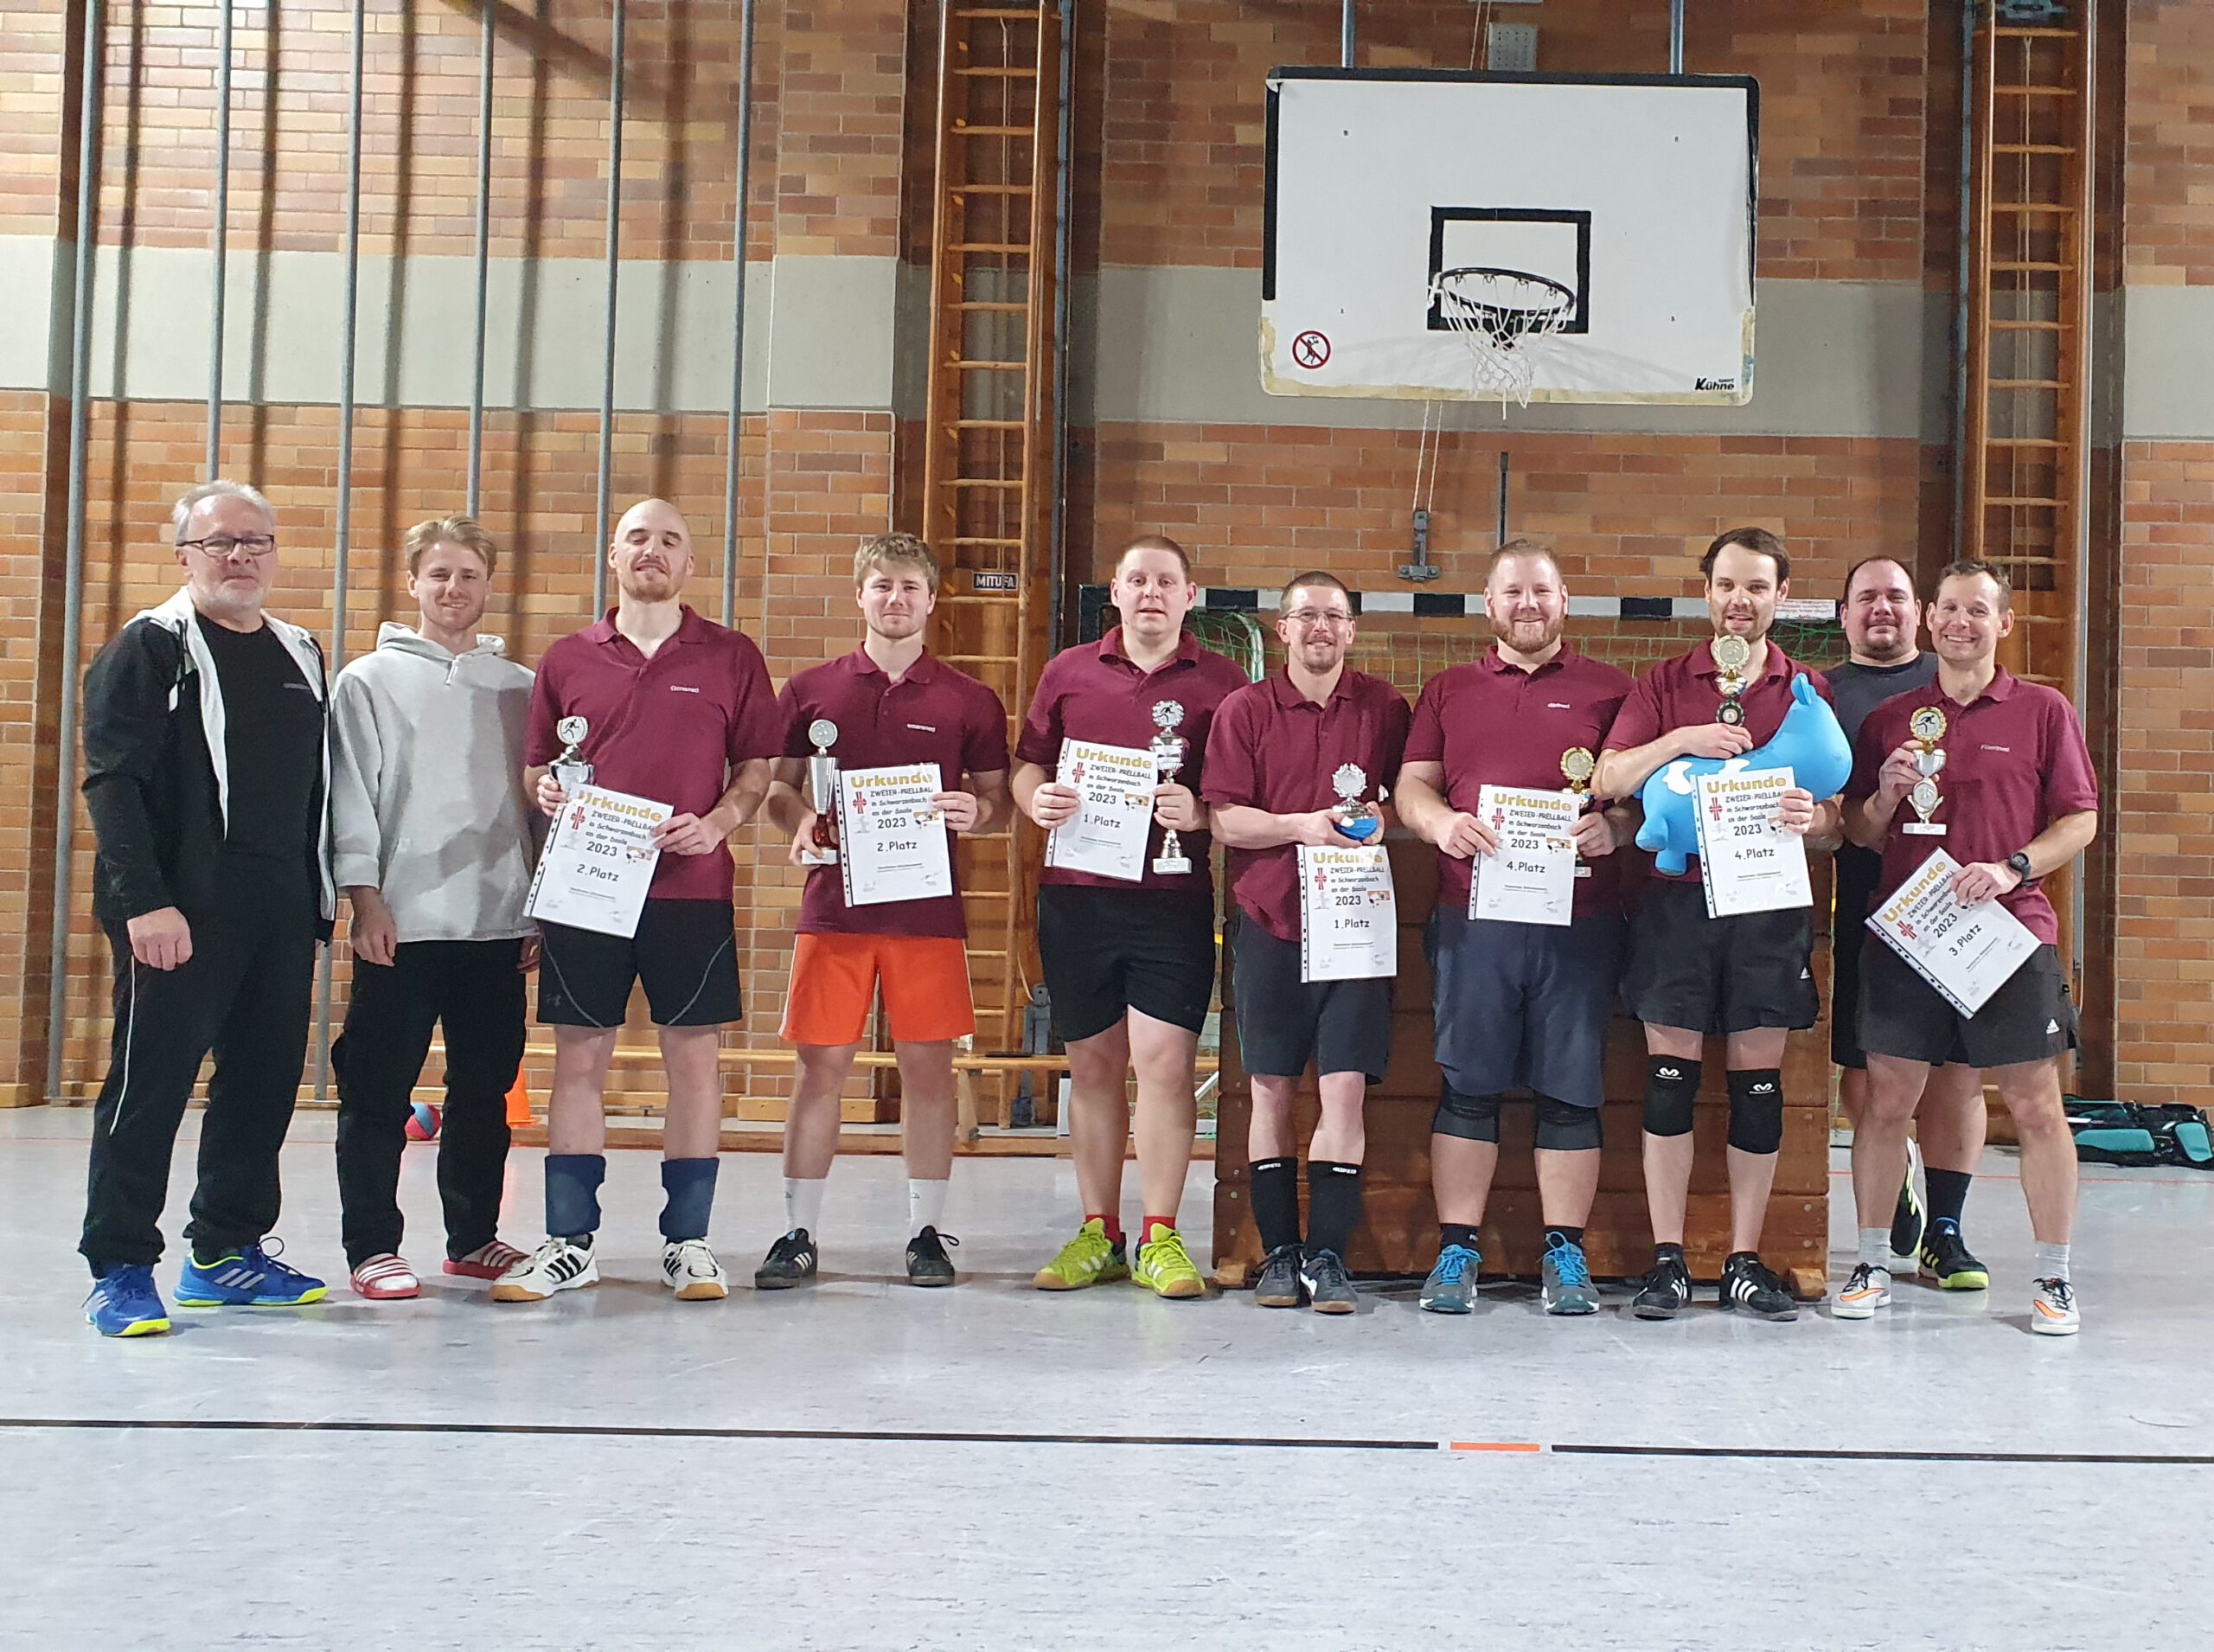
[781,932,976,1047]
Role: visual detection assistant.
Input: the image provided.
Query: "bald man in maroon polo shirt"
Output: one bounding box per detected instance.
[1205,570,1411,1314]
[492,498,779,1306]
[1592,527,1841,1324]
[1014,535,1250,1299]
[1393,540,1639,1318]
[1840,559,2098,1335]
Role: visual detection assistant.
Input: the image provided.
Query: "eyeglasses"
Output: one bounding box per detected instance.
[179,534,278,560]
[1283,609,1353,631]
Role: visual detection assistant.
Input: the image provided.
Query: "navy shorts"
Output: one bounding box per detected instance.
[1427,907,1625,1109]
[1229,915,1392,1082]
[1621,878,1819,1037]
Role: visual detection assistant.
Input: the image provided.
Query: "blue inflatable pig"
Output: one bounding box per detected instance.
[1635,673,1851,875]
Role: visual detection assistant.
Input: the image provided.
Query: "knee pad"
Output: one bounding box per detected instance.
[1726,1068,1785,1155]
[1642,1056,1702,1138]
[1533,1093,1603,1152]
[1432,1085,1502,1143]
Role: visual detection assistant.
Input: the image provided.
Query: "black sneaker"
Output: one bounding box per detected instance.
[754,1228,819,1290]
[1918,1220,1990,1291]
[1888,1143,1925,1261]
[1718,1252,1800,1321]
[1253,1243,1305,1309]
[1630,1255,1692,1320]
[905,1226,958,1287]
[1299,1247,1358,1316]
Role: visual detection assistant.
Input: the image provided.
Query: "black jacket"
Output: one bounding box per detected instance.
[82,589,336,937]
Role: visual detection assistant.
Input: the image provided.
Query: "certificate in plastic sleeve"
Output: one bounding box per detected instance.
[1692,765,1812,919]
[1297,843,1397,983]
[1866,848,2038,1016]
[524,784,672,938]
[836,762,954,907]
[1469,784,1579,928]
[1043,739,1155,882]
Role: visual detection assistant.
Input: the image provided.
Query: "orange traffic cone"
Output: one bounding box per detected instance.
[505,1068,532,1127]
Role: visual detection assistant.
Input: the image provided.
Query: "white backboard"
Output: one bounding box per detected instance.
[1260,70,1758,406]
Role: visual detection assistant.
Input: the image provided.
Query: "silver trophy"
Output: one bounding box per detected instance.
[551,715,593,797]
[1331,762,1381,842]
[803,717,841,865]
[1902,706,1948,836]
[1149,700,1192,875]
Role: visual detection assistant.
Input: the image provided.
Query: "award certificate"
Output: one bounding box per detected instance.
[1044,740,1155,882]
[1297,843,1397,983]
[524,784,671,938]
[1469,785,1579,927]
[1866,848,2038,1015]
[837,763,955,907]
[1693,765,1813,918]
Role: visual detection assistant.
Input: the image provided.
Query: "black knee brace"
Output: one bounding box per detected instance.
[1433,1085,1502,1143]
[1642,1056,1702,1138]
[1726,1067,1784,1154]
[1533,1093,1603,1152]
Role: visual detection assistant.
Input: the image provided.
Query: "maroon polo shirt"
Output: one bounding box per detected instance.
[1847,668,2097,945]
[1405,644,1635,918]
[1603,637,1833,884]
[1201,668,1412,941]
[777,647,1010,939]
[525,605,782,901]
[1014,626,1251,894]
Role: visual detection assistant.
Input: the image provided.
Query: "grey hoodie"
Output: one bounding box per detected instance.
[329,622,537,943]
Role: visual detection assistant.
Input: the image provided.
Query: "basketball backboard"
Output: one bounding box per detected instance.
[1260,70,1758,407]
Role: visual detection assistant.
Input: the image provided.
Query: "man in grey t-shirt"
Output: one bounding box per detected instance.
[1830,557,1988,1290]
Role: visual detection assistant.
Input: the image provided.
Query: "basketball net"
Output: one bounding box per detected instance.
[1429,267,1575,410]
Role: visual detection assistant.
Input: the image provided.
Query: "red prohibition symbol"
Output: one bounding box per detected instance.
[1291,330,1331,369]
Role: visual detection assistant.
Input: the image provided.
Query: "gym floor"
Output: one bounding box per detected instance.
[3,1108,2207,1650]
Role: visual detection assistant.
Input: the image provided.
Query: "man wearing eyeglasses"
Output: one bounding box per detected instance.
[79,480,336,1337]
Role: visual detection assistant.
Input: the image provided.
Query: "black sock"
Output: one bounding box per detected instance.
[1655,1241,1686,1269]
[1925,1169,1973,1229]
[1251,1156,1301,1255]
[1545,1226,1585,1249]
[1305,1161,1364,1259]
[1440,1221,1481,1253]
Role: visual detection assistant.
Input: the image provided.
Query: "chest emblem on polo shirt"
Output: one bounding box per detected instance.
[1547,702,1571,710]
[1981,744,2010,753]
[670,684,701,694]
[907,723,937,733]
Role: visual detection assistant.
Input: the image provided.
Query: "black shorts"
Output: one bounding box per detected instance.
[536,899,741,1029]
[1229,915,1392,1082]
[1859,939,2076,1069]
[1830,847,1879,1068]
[1427,907,1625,1109]
[1037,884,1216,1044]
[1621,877,1819,1036]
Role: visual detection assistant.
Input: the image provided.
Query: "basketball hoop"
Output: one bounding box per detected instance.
[1428,266,1576,408]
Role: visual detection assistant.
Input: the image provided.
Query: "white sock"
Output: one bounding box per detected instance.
[909,1178,949,1236]
[784,1177,826,1239]
[2035,1240,2070,1283]
[1858,1227,1892,1271]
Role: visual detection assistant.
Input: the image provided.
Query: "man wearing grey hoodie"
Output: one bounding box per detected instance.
[329,516,538,1300]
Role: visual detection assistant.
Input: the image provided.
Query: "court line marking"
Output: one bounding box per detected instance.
[1,1418,2208,1465]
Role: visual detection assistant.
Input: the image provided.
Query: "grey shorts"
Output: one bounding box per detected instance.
[1230,917,1392,1081]
[1427,907,1625,1109]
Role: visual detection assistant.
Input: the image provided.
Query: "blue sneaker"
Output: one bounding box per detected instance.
[85,1266,172,1337]
[176,1241,328,1308]
[1541,1237,1598,1316]
[1419,1243,1480,1314]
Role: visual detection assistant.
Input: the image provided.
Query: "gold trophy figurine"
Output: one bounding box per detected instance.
[1712,634,1752,727]
[1902,705,1948,836]
[1561,746,1597,879]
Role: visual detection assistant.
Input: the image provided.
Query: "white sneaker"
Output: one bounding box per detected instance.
[1833,1262,1892,1320]
[489,1237,598,1303]
[661,1239,729,1301]
[2030,1276,2080,1336]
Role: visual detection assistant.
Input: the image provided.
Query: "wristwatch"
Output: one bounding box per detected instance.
[2005,850,2033,881]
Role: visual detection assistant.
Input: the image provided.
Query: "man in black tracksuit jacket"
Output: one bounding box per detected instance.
[79,480,336,1335]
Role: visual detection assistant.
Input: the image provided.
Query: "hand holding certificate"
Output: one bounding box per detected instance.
[1692,765,1812,919]
[1867,848,2038,1015]
[1470,784,1579,927]
[837,762,955,907]
[1043,739,1156,881]
[525,784,671,938]
[1298,843,1397,981]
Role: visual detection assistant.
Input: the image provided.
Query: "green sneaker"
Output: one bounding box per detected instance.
[1033,1219,1129,1291]
[1133,1226,1206,1299]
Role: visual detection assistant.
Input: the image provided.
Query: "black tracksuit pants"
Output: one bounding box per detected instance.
[333,938,526,1267]
[81,889,317,1274]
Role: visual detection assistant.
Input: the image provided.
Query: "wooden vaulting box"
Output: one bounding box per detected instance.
[1213,836,1833,1299]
